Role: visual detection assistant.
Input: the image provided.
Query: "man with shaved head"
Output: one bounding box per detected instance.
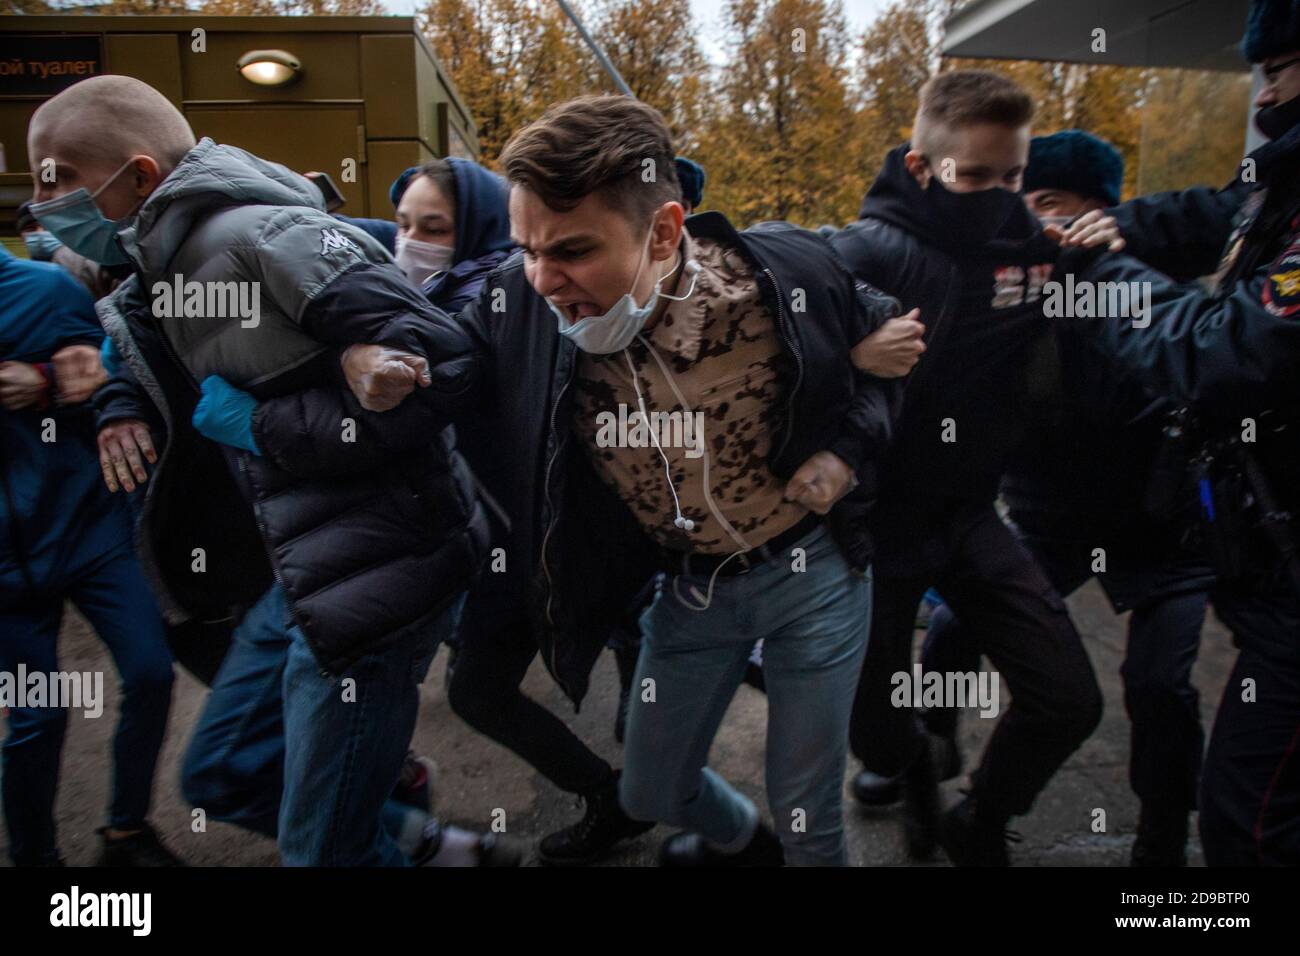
[27,75,492,866]
[28,75,196,208]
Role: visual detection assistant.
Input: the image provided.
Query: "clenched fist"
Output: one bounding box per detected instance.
[851,310,925,378]
[341,344,432,412]
[783,450,858,515]
[52,343,108,405]
[0,361,47,411]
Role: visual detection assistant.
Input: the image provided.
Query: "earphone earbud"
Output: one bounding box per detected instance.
[623,335,754,613]
[657,255,701,303]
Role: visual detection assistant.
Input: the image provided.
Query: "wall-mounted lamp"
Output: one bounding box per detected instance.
[237,50,302,87]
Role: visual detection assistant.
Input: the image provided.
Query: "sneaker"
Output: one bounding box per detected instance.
[659,823,785,867]
[537,771,654,866]
[938,794,1020,867]
[95,824,184,867]
[413,818,522,867]
[1130,804,1189,867]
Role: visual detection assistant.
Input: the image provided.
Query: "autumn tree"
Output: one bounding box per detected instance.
[87,1,194,12]
[697,0,863,227]
[421,0,594,164]
[589,0,712,151]
[1134,66,1254,195]
[2,0,57,13]
[197,0,279,14]
[277,0,384,14]
[28,0,382,15]
[858,0,955,174]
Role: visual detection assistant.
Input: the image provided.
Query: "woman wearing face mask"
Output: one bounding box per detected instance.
[340,158,515,316]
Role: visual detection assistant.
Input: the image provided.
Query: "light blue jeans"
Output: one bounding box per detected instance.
[619,524,871,866]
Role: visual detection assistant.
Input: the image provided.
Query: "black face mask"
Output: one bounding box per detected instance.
[1256,93,1300,140]
[923,175,1025,249]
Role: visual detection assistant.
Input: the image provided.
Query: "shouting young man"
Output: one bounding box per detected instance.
[356,95,907,865]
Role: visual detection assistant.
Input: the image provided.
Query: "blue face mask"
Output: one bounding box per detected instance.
[22,230,63,262]
[29,159,140,267]
[549,225,699,355]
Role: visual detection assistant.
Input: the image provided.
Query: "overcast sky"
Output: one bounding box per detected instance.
[383,0,895,60]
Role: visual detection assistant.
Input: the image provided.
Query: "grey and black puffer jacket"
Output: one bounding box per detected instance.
[95,138,488,673]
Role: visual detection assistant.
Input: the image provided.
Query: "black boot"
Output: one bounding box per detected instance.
[939,793,1019,867]
[851,769,901,807]
[538,771,653,866]
[901,734,941,860]
[659,822,785,867]
[1130,804,1190,867]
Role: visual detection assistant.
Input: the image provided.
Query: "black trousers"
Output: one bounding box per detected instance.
[447,591,613,795]
[923,532,1209,811]
[1199,588,1300,866]
[850,502,1103,818]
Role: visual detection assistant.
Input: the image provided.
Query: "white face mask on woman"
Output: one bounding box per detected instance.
[395,234,453,287]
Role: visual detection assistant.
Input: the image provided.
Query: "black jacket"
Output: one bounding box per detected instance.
[990,177,1247,609]
[452,211,900,706]
[831,145,1061,563]
[96,260,489,675]
[1063,122,1300,600]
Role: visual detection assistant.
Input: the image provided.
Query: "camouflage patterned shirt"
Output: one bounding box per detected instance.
[572,231,806,554]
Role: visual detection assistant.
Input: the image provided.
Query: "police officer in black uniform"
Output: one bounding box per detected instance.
[1059,0,1300,865]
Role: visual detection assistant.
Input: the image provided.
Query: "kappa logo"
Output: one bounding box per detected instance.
[1263,242,1300,318]
[319,227,359,257]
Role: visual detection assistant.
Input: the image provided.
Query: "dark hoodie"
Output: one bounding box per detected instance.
[420,158,515,314]
[833,144,1060,514]
[343,158,516,315]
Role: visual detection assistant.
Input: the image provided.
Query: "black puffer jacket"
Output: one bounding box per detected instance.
[97,264,488,675]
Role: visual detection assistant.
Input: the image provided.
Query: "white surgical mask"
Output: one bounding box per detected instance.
[549,225,699,355]
[395,234,453,287]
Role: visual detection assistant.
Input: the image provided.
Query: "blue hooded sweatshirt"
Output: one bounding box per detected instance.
[0,248,135,603]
